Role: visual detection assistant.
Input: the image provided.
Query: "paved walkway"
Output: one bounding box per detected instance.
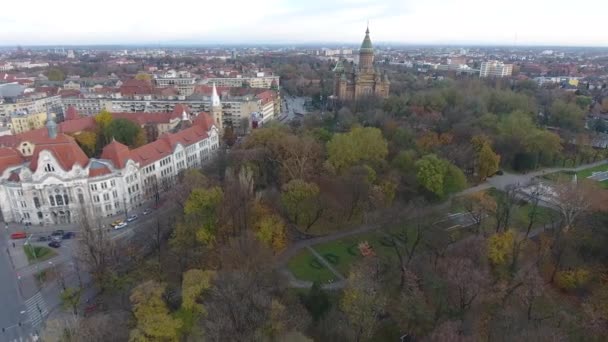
[279,160,607,289]
[306,246,345,281]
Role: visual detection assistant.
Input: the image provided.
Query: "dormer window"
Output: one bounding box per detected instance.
[44,164,55,172]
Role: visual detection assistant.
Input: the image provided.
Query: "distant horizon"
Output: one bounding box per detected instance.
[2,41,608,50]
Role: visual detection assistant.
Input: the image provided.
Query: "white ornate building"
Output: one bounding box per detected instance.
[0,107,220,226]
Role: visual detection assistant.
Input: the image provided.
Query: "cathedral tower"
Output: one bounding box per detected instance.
[358,26,374,73]
[210,83,223,132]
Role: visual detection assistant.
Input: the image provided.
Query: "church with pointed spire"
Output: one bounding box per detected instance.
[333,26,390,102]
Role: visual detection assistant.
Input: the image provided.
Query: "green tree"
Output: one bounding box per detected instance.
[415,154,447,197]
[443,163,467,194]
[47,67,66,81]
[105,118,146,148]
[253,207,287,253]
[184,187,223,245]
[300,282,331,322]
[281,179,322,230]
[549,100,585,132]
[327,127,388,172]
[60,287,82,315]
[129,281,182,341]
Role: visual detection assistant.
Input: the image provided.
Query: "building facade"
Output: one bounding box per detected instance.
[333,27,390,102]
[479,61,513,78]
[9,111,48,134]
[0,111,219,225]
[203,76,279,89]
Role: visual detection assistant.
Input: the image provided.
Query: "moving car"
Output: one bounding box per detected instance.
[48,240,61,248]
[10,232,27,239]
[110,220,123,228]
[127,215,138,222]
[37,235,51,242]
[114,222,128,230]
[62,232,75,239]
[142,208,152,215]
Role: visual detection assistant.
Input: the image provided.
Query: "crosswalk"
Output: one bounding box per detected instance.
[24,292,48,329]
[7,333,40,342]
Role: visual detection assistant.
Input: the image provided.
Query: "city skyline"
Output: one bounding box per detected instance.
[1,0,607,47]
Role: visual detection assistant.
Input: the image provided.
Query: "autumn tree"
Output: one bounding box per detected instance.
[549,99,585,132]
[281,179,323,231]
[47,67,66,81]
[129,281,182,341]
[252,202,287,253]
[94,109,113,145]
[472,136,500,180]
[341,256,387,342]
[73,131,97,157]
[184,186,224,245]
[458,191,497,233]
[327,126,388,172]
[60,287,82,315]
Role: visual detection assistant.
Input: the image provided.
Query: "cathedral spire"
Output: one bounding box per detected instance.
[211,82,221,107]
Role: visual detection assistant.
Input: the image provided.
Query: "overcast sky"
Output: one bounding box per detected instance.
[1,0,606,46]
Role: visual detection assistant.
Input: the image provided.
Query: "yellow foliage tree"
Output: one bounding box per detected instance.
[182,269,214,312]
[555,268,591,291]
[129,281,182,341]
[487,230,515,267]
[253,203,287,253]
[73,131,97,157]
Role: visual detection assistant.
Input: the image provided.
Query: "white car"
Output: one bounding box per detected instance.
[127,215,138,222]
[114,222,128,230]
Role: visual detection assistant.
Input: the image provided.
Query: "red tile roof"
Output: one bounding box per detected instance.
[88,165,112,177]
[59,117,96,134]
[29,134,89,172]
[100,139,131,169]
[130,118,211,166]
[111,112,175,126]
[65,106,80,120]
[120,79,154,97]
[59,89,82,98]
[0,148,24,174]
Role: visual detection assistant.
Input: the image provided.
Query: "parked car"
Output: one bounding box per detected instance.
[142,208,152,215]
[10,232,27,239]
[37,235,51,242]
[114,222,128,230]
[62,232,75,239]
[127,215,138,222]
[48,241,61,248]
[495,170,504,176]
[51,230,65,237]
[110,220,123,228]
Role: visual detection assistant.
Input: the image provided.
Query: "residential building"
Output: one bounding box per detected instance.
[333,26,390,101]
[153,70,196,96]
[9,111,48,134]
[479,61,513,78]
[203,76,279,89]
[0,111,220,225]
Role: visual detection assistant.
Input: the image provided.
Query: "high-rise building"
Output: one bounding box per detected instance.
[333,26,390,101]
[479,61,513,78]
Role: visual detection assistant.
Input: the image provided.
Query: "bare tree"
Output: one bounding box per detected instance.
[75,206,119,291]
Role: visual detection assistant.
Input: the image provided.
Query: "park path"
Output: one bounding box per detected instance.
[306,246,346,281]
[279,159,607,289]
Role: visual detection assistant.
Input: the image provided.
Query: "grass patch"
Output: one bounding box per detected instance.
[35,269,49,285]
[287,250,336,283]
[544,164,608,188]
[23,245,56,264]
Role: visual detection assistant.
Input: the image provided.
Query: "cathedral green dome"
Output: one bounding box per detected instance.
[360,27,373,53]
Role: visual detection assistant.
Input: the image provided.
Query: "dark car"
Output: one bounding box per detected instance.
[495,170,504,176]
[51,230,65,237]
[62,232,75,239]
[37,235,51,242]
[48,241,61,248]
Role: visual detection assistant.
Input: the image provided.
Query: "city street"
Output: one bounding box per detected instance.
[0,200,178,340]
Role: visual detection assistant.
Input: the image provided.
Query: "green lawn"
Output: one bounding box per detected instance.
[543,164,608,188]
[287,250,336,283]
[23,245,57,264]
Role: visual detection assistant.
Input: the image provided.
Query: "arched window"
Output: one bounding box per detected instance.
[44,164,55,172]
[33,197,41,208]
[64,194,69,205]
[55,195,63,206]
[49,196,55,206]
